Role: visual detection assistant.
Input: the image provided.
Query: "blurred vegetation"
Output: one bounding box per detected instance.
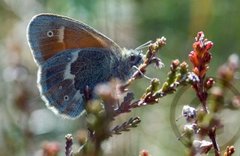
[0,0,239,156]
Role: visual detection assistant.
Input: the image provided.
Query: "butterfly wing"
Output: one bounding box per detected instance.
[38,48,113,118]
[27,13,122,64]
[27,14,121,118]
[38,49,84,118]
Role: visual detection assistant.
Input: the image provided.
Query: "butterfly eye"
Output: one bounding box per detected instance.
[130,55,136,62]
[47,30,54,37]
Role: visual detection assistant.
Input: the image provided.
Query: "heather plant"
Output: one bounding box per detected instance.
[42,32,239,156]
[2,30,239,156]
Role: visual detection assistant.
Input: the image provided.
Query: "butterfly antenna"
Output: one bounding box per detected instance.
[135,40,153,51]
[132,66,152,80]
[175,115,183,121]
[177,132,186,140]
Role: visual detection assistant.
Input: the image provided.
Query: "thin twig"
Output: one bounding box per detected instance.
[65,134,73,156]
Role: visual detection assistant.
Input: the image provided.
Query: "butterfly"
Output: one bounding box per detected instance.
[27,13,144,118]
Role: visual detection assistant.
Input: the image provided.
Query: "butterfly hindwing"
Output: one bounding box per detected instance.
[38,48,114,118]
[38,49,84,117]
[27,13,122,64]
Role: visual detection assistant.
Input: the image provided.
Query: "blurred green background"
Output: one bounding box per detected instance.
[0,0,239,155]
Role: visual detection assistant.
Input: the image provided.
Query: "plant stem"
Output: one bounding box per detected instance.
[194,78,220,155]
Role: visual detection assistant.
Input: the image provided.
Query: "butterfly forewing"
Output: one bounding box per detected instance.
[27,13,122,64]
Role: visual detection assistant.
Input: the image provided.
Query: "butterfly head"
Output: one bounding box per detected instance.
[116,48,144,80]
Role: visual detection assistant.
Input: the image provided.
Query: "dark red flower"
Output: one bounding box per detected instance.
[189,32,213,78]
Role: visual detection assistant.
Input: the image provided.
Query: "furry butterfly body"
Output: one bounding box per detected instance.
[27,14,143,118]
